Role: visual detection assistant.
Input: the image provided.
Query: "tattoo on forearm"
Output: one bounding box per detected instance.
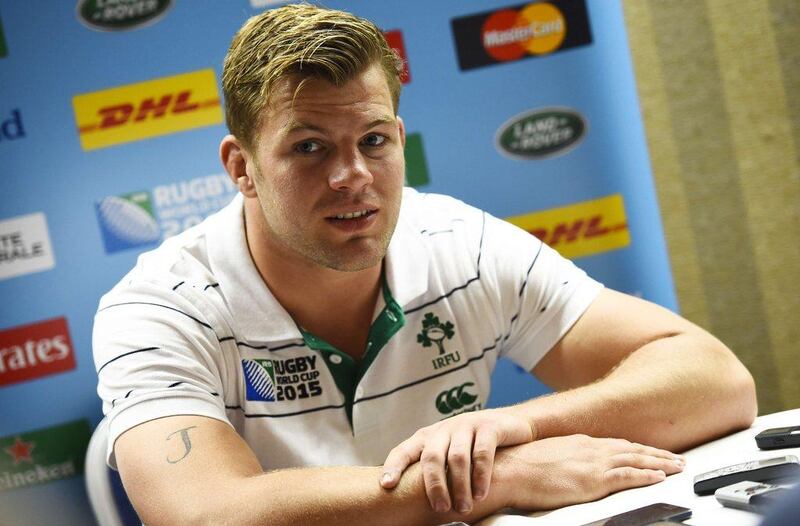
[166,426,197,464]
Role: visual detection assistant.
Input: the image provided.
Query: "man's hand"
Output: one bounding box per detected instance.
[379,408,533,514]
[493,434,685,511]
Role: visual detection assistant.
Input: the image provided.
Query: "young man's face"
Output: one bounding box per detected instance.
[246,63,406,272]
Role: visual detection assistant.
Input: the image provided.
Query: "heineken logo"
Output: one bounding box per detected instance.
[496,108,587,160]
[0,420,91,492]
[436,382,481,416]
[77,0,172,32]
[417,313,462,371]
[242,356,322,402]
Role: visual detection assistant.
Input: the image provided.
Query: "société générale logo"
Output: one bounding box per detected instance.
[0,317,76,388]
[72,69,222,151]
[436,382,481,416]
[1,109,25,142]
[0,212,55,281]
[496,108,586,160]
[243,356,323,402]
[76,0,172,31]
[0,420,91,492]
[94,173,238,254]
[451,0,592,71]
[417,313,462,371]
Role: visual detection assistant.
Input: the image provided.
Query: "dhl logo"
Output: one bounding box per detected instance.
[73,69,223,151]
[505,194,630,259]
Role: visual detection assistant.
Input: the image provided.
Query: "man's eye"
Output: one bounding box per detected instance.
[295,141,321,153]
[362,134,386,147]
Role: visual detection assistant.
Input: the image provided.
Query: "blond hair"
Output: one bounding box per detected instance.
[222,3,404,149]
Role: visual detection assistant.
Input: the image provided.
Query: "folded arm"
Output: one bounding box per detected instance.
[523,288,757,450]
[382,288,757,512]
[115,412,682,525]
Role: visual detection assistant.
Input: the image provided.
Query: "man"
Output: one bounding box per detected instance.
[93,4,757,525]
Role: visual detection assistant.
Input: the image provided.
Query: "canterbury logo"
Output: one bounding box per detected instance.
[436,382,479,415]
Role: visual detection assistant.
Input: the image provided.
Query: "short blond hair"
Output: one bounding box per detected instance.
[222,3,404,149]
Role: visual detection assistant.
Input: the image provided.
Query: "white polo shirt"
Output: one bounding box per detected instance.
[93,189,602,469]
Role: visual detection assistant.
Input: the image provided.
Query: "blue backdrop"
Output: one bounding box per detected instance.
[0,1,676,523]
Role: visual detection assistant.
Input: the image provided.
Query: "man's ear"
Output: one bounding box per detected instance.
[220,134,258,198]
[397,116,406,148]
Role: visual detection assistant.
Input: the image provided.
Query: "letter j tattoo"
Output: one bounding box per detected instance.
[166,426,197,464]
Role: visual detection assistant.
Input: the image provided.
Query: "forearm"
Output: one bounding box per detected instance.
[509,332,757,451]
[190,463,508,526]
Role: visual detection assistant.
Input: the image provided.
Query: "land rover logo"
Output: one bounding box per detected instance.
[77,0,172,31]
[496,108,586,160]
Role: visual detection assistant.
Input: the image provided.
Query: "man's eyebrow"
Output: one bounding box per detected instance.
[281,116,396,135]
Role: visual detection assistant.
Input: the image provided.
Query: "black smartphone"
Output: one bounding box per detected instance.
[756,426,800,450]
[580,503,691,526]
[693,455,800,495]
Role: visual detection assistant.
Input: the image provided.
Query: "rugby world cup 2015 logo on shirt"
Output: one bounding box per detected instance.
[0,317,76,387]
[242,356,322,402]
[417,313,462,371]
[451,0,592,71]
[94,173,239,253]
[77,0,172,31]
[0,420,91,492]
[436,382,481,417]
[72,69,222,151]
[497,108,587,160]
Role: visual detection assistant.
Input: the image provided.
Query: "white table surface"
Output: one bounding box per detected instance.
[477,408,800,526]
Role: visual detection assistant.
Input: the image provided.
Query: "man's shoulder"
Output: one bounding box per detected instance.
[399,188,485,237]
[99,196,240,308]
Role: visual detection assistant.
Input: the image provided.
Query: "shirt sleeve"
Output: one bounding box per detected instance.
[92,279,233,469]
[479,211,604,372]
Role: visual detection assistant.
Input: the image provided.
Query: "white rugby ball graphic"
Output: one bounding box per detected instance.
[98,196,161,244]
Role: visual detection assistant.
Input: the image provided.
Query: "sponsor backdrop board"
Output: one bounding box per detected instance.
[0,0,676,523]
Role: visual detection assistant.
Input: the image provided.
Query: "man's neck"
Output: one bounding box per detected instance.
[243,198,382,358]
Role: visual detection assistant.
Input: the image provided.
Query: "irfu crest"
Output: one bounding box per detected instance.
[417,313,455,356]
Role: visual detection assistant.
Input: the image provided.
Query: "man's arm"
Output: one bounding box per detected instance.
[115,413,683,525]
[524,288,757,448]
[381,289,756,513]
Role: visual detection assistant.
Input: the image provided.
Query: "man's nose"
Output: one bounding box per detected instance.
[328,149,374,192]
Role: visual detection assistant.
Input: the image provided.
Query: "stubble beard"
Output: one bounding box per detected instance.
[261,199,400,273]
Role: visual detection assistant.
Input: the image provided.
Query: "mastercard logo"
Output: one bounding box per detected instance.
[451,0,591,71]
[482,3,566,61]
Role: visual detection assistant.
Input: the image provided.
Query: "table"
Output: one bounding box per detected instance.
[477,409,800,526]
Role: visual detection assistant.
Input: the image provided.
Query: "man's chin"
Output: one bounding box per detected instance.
[313,239,388,272]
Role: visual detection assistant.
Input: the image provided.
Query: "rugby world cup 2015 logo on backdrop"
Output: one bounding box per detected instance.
[77,0,173,31]
[0,317,76,387]
[95,174,239,253]
[72,69,223,151]
[0,420,91,492]
[451,0,592,71]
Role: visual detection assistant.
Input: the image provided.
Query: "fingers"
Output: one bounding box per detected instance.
[471,426,498,502]
[447,428,476,514]
[609,452,684,475]
[603,466,666,494]
[605,439,685,474]
[421,431,453,512]
[380,434,425,489]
